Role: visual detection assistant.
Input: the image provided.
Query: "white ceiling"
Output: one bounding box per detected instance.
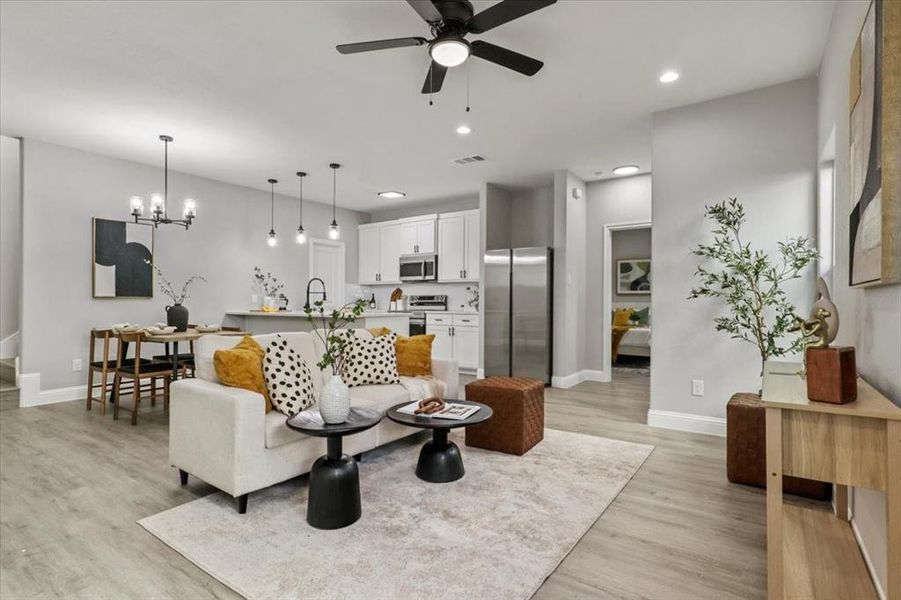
[0,0,835,212]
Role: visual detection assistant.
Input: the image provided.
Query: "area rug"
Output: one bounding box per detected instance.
[139,429,653,600]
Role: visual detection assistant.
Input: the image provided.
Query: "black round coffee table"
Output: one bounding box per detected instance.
[285,407,382,529]
[386,399,492,483]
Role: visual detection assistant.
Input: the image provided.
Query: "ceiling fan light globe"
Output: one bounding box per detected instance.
[430,38,470,68]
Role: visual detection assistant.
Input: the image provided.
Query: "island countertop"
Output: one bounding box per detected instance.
[224,310,412,318]
[223,310,411,335]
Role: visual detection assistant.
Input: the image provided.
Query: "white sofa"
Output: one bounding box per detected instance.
[169,329,458,513]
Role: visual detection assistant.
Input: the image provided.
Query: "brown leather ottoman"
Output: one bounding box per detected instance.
[727,393,831,500]
[464,377,544,455]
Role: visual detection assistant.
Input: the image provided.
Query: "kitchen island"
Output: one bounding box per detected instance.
[223,310,411,336]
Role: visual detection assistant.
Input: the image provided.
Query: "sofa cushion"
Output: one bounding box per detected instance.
[213,336,271,412]
[395,334,435,377]
[349,384,410,413]
[341,332,400,387]
[263,336,316,416]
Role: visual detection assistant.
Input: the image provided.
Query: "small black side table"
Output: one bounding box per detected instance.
[285,407,382,530]
[386,400,492,483]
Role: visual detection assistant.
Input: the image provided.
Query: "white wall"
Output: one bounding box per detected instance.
[367,194,478,222]
[1,135,21,356]
[19,138,368,394]
[611,228,652,304]
[817,1,900,592]
[584,174,652,373]
[649,78,818,429]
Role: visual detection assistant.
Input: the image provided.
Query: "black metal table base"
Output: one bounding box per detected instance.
[416,428,465,483]
[306,435,361,529]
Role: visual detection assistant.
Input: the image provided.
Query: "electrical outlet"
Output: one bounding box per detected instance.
[691,379,704,397]
[72,359,83,372]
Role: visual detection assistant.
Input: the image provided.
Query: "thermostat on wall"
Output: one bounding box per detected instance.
[571,187,582,199]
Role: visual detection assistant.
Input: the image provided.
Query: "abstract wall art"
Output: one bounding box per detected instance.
[848,0,900,287]
[617,259,651,295]
[92,218,154,298]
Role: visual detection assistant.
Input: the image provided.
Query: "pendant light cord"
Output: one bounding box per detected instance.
[163,138,168,218]
[270,181,275,230]
[332,167,337,221]
[299,176,303,225]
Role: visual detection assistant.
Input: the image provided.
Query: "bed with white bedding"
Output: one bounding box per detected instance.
[613,302,651,358]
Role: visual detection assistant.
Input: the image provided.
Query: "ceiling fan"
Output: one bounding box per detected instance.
[336,0,557,94]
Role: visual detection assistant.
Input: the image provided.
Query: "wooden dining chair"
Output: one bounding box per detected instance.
[86,328,154,414]
[112,331,173,425]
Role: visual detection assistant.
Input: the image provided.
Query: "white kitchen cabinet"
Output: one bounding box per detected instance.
[438,210,480,282]
[357,221,402,284]
[378,222,402,283]
[452,325,479,370]
[358,225,381,284]
[429,325,454,362]
[400,216,436,255]
[437,215,465,281]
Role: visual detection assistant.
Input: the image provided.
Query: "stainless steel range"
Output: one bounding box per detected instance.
[407,295,447,336]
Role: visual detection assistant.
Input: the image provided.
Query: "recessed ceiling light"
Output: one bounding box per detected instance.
[659,70,680,83]
[377,190,406,199]
[456,124,472,135]
[613,165,639,176]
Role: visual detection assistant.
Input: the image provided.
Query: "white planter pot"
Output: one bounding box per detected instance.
[319,374,350,424]
[262,296,276,310]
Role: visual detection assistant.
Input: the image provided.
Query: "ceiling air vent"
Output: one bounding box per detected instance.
[452,154,486,165]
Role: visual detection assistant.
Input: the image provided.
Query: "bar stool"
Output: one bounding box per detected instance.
[113,331,173,425]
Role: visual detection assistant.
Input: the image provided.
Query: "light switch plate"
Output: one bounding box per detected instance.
[691,379,704,396]
[72,359,83,372]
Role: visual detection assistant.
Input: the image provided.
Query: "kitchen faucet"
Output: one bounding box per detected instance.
[304,278,327,311]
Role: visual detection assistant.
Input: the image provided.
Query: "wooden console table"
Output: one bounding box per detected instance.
[762,362,900,600]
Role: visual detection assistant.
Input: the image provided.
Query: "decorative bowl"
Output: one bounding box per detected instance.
[117,325,141,334]
[195,324,221,333]
[146,326,177,335]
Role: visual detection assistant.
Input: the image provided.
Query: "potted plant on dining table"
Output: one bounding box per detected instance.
[146,260,206,332]
[304,298,367,424]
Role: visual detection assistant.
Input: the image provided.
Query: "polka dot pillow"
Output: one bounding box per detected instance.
[263,336,315,416]
[341,332,400,387]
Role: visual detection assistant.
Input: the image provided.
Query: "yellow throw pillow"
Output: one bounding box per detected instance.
[613,308,634,327]
[214,336,271,412]
[395,334,435,377]
[368,327,392,337]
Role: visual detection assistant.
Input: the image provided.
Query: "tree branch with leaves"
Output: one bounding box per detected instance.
[304,299,367,373]
[688,198,818,376]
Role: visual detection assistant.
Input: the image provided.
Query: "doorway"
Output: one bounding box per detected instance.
[602,222,652,379]
[309,238,346,308]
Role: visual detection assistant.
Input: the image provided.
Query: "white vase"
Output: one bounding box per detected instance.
[319,375,350,424]
[262,296,275,310]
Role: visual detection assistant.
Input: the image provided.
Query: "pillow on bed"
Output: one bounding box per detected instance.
[632,307,650,326]
[613,308,634,327]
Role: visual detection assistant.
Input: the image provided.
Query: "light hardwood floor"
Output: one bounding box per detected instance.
[1,372,773,599]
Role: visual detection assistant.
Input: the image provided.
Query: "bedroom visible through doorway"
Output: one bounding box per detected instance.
[608,225,651,379]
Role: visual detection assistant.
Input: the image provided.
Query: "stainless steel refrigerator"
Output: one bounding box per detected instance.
[484,247,553,385]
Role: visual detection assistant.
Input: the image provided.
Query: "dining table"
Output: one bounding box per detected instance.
[109,327,248,403]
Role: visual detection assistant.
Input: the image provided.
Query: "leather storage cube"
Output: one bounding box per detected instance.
[464,377,544,455]
[727,393,831,500]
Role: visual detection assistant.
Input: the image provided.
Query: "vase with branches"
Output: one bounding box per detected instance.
[145,260,206,331]
[252,267,284,310]
[688,198,818,377]
[304,298,367,423]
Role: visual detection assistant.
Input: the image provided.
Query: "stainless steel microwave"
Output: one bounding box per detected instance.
[399,254,437,282]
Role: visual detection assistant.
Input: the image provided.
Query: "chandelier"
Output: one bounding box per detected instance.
[129,135,196,229]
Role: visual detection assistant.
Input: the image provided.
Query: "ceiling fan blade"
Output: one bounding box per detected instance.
[467,0,557,34]
[406,0,443,24]
[336,37,427,55]
[470,40,543,76]
[421,61,448,94]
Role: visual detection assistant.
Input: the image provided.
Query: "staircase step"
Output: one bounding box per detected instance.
[0,358,17,385]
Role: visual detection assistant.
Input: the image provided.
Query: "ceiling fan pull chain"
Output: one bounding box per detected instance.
[466,61,471,113]
[429,61,434,106]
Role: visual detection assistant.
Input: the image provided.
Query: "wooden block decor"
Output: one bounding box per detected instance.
[806,347,857,404]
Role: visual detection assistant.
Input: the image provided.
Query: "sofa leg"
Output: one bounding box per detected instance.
[236,494,248,514]
[178,469,188,486]
[354,453,362,462]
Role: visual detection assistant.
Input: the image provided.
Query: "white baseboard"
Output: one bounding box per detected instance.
[551,369,611,389]
[17,372,86,408]
[646,409,726,437]
[851,517,887,600]
[0,331,18,359]
[476,368,484,379]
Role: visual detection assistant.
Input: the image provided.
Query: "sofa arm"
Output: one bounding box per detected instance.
[432,359,459,400]
[169,378,267,496]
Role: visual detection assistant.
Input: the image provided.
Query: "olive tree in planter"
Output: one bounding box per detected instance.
[688,198,818,378]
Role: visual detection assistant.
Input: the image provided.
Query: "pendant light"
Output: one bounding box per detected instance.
[267,178,278,247]
[328,163,340,240]
[295,171,307,245]
[129,134,196,229]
